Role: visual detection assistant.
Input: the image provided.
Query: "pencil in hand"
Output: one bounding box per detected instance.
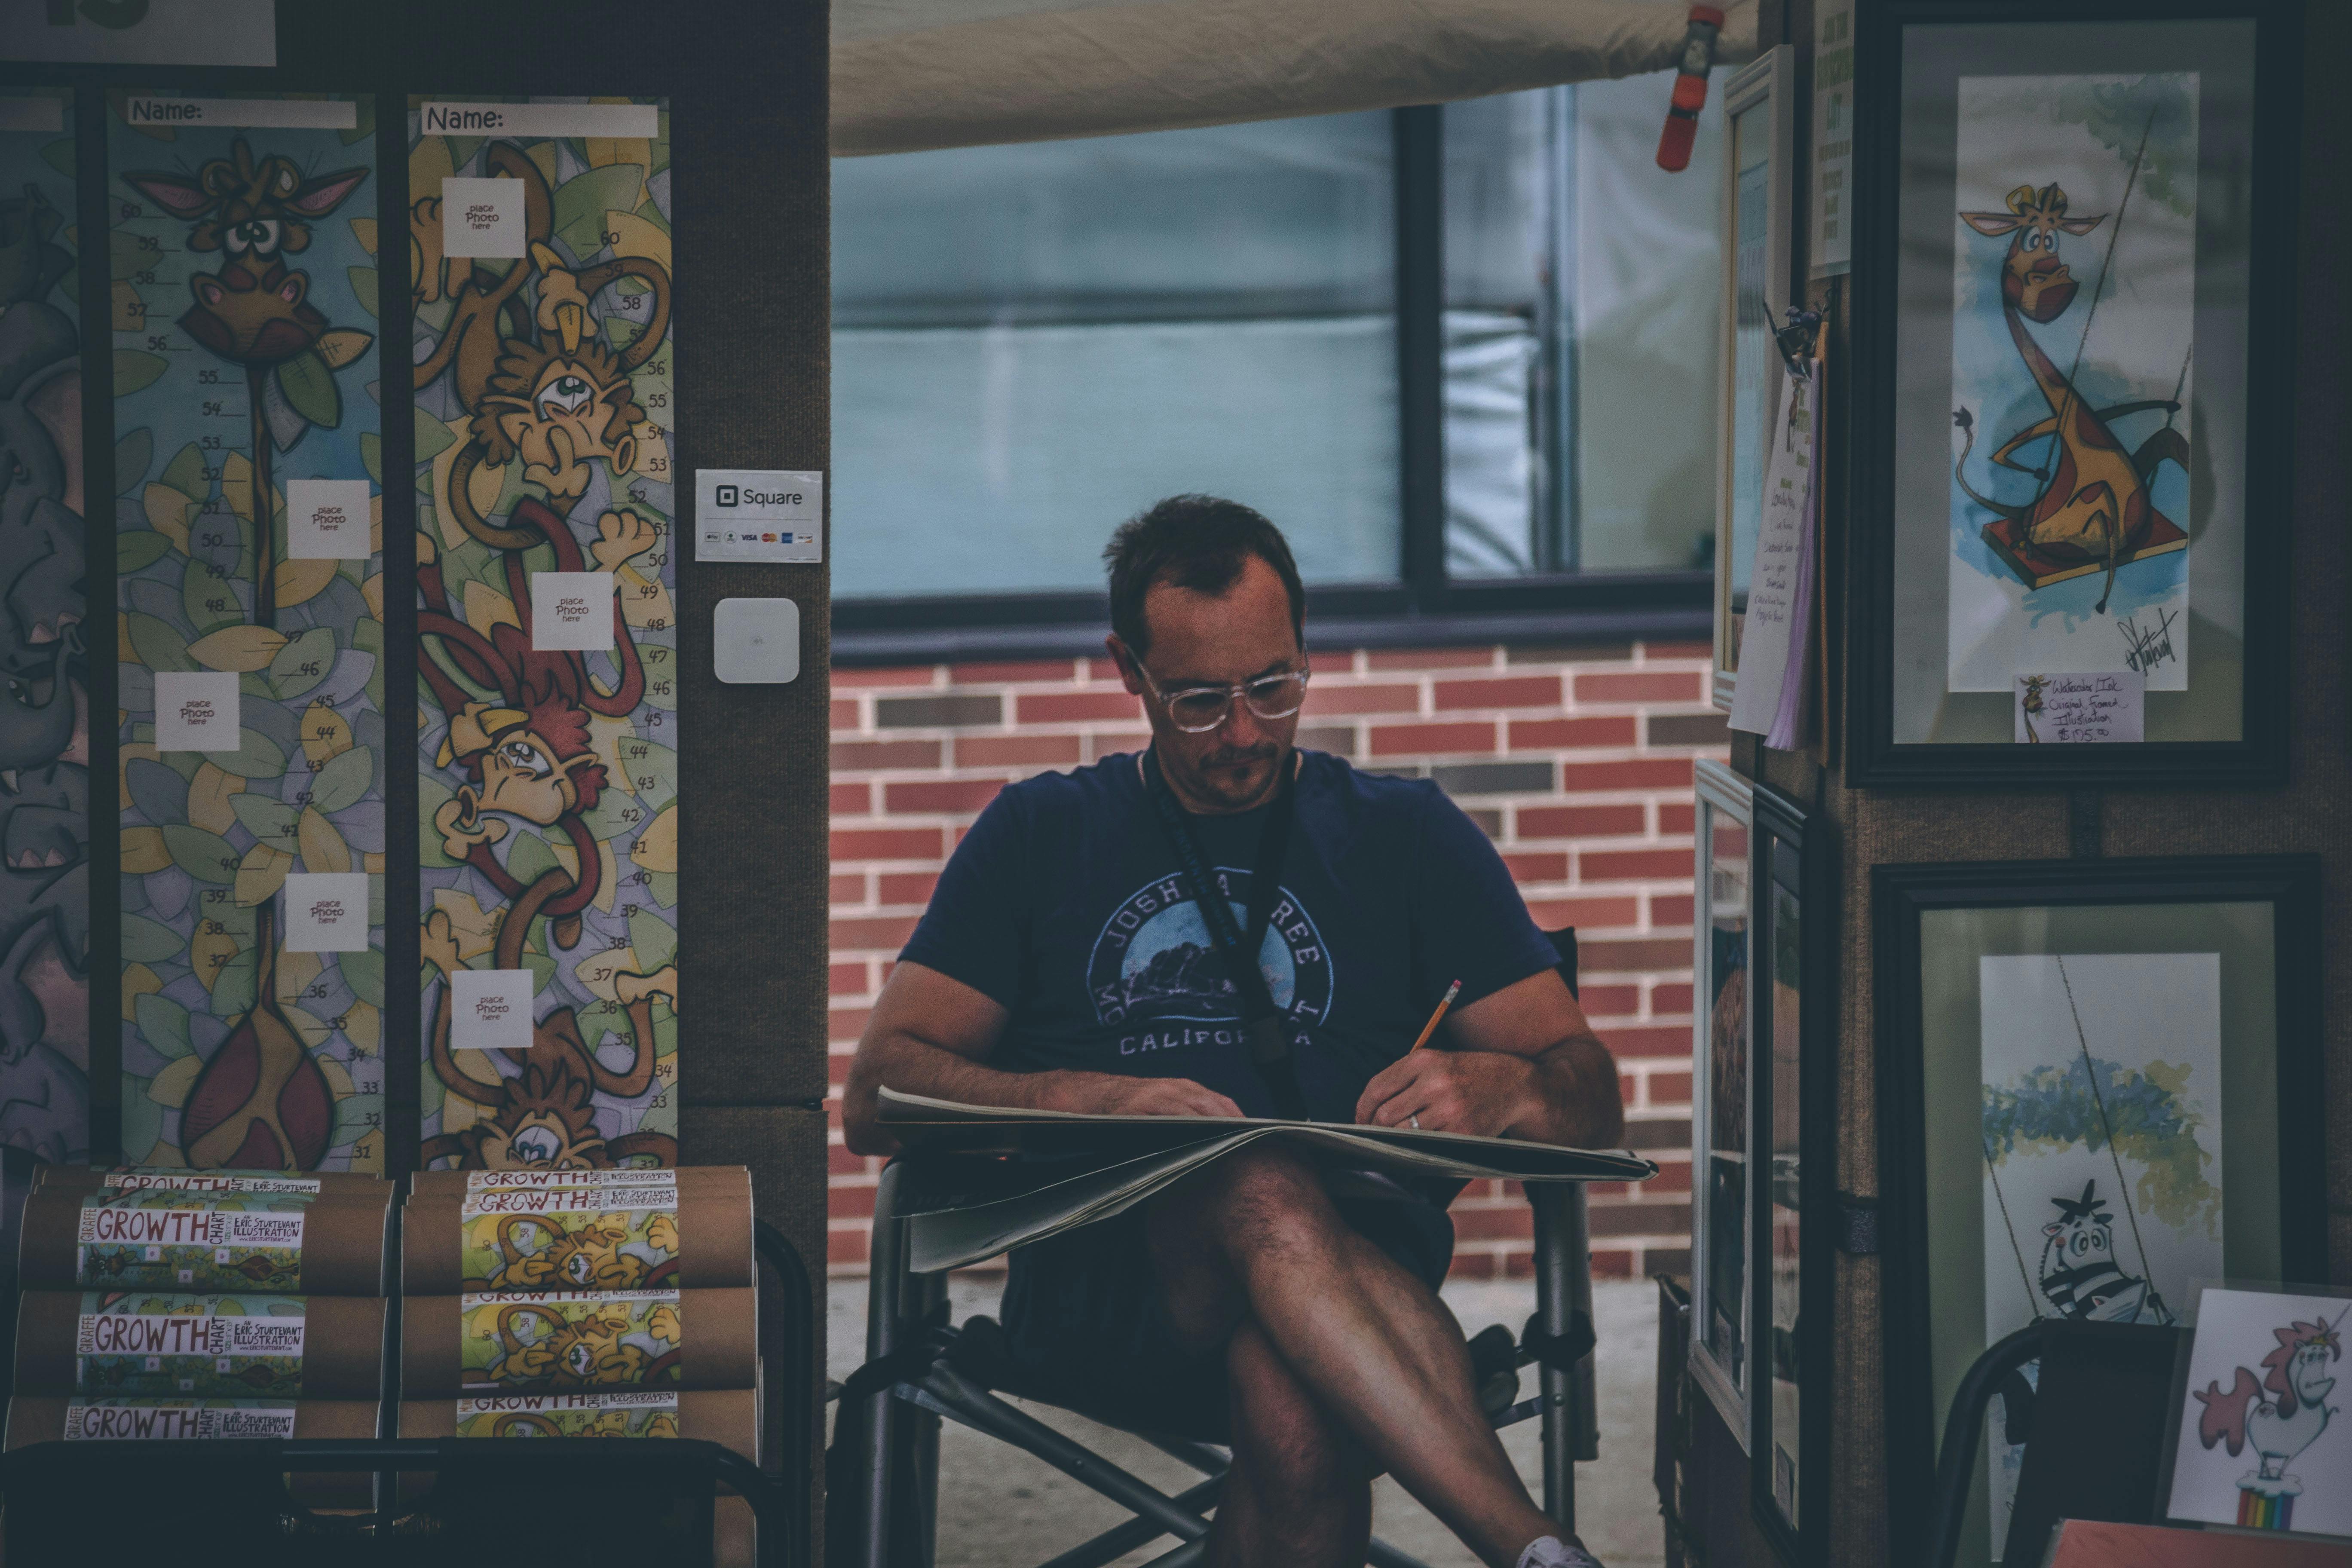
[1409,979,1462,1054]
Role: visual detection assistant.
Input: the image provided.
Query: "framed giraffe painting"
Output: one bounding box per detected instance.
[1847,0,2298,786]
[1872,855,2323,1568]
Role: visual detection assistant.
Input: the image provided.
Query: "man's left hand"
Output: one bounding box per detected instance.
[1354,1050,1537,1137]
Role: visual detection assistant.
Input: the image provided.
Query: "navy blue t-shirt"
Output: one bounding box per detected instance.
[898,749,1562,1121]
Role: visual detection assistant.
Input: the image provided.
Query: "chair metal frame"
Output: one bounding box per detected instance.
[846,1161,1603,1568]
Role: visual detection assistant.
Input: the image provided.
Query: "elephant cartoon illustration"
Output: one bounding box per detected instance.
[0,297,89,1161]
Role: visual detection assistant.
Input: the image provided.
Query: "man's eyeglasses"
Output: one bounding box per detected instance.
[1133,663,1311,734]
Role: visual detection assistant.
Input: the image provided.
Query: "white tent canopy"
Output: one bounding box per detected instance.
[833,0,1759,155]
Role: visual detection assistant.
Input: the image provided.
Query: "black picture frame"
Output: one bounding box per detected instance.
[1747,784,1836,1566]
[1872,854,2324,1562]
[1846,0,2301,787]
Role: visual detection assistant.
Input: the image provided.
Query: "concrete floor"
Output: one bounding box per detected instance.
[827,1276,1665,1568]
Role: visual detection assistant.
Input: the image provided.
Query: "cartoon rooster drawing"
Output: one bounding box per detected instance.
[2194,1308,2344,1530]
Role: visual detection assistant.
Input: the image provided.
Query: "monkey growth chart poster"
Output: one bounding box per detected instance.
[409,99,680,1170]
[108,93,388,1173]
[0,90,88,1166]
[1977,952,2225,1552]
[1946,74,2200,694]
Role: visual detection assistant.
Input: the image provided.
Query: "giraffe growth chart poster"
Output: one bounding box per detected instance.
[1977,951,2224,1552]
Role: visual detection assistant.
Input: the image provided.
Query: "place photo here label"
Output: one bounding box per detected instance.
[282,872,371,953]
[286,479,373,559]
[154,670,240,752]
[418,102,659,139]
[531,572,615,652]
[438,176,527,260]
[452,968,534,1052]
[121,97,355,131]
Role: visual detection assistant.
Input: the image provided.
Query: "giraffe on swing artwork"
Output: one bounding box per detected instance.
[1976,952,2224,1556]
[1946,72,2202,694]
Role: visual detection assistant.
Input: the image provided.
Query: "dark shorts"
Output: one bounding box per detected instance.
[995,1177,1457,1443]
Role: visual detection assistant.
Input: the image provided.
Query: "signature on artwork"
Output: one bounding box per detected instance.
[2119,607,2180,675]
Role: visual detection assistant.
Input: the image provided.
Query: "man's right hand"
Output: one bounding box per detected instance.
[1047,1072,1243,1120]
[844,962,1245,1154]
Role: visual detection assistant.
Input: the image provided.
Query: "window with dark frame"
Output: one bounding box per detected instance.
[831,74,1726,662]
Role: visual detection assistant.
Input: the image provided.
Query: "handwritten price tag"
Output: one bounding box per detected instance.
[2015,671,2145,744]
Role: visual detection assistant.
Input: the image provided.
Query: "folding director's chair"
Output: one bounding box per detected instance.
[833,933,1608,1568]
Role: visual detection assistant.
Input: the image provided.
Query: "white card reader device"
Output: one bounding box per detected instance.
[713,597,802,683]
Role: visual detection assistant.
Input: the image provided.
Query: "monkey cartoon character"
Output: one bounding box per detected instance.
[481,1214,562,1289]
[541,1298,652,1387]
[482,1302,560,1385]
[420,500,654,946]
[539,1211,649,1292]
[420,867,677,1172]
[410,143,669,529]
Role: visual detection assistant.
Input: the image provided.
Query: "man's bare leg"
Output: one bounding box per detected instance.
[1148,1145,1569,1568]
[1203,1320,1371,1568]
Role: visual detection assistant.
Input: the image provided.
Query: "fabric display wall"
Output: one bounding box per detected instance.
[83,89,677,1177]
[3,0,830,1549]
[0,0,829,1222]
[0,89,88,1167]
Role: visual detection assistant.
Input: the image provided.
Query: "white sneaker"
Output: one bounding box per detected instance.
[1517,1537,1605,1568]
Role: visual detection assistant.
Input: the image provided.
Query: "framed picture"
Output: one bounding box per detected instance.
[1847,1,2299,784]
[1689,760,1754,1439]
[2160,1282,2352,1540]
[1748,783,1834,1563]
[1874,856,2324,1567]
[1714,45,1795,714]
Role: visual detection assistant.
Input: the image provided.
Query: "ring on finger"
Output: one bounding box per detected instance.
[1407,1113,1421,1129]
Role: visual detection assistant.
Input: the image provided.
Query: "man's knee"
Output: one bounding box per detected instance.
[1200,1144,1341,1246]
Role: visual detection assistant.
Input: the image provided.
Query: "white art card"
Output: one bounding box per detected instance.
[1947,73,2198,692]
[2168,1286,2352,1539]
[450,969,534,1052]
[530,572,615,651]
[282,873,370,953]
[1978,952,2226,1552]
[154,670,241,752]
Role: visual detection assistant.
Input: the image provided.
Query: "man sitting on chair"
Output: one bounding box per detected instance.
[844,495,1626,1568]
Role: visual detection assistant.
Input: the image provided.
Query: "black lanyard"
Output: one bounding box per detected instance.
[1141,749,1309,1121]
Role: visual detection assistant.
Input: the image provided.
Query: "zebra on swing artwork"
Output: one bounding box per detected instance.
[1976,952,2224,1555]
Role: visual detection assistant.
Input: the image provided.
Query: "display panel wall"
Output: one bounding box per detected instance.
[1,0,828,1534]
[0,88,87,1165]
[1701,1,2345,1563]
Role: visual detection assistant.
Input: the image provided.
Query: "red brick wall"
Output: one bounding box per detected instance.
[828,641,1723,1280]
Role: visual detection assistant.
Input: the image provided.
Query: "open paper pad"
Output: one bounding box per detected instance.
[877,1089,1656,1272]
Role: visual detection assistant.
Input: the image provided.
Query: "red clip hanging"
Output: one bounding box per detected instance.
[1656,4,1726,171]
